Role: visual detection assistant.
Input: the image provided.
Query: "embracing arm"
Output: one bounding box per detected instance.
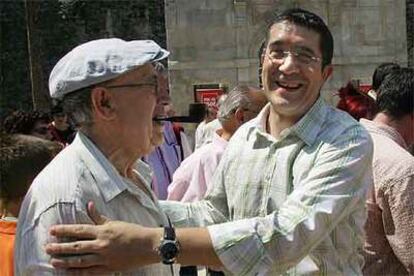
[46,203,222,273]
[46,127,373,274]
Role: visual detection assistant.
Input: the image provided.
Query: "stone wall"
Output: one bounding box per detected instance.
[165,0,408,115]
[408,0,414,67]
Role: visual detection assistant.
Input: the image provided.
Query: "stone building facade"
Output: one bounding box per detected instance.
[165,0,409,115]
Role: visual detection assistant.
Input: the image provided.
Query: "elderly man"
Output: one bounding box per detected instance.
[167,85,266,202]
[46,8,373,275]
[14,39,177,275]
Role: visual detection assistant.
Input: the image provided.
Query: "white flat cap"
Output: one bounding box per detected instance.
[49,38,169,99]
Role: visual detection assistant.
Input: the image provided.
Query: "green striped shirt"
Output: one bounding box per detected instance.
[162,97,373,275]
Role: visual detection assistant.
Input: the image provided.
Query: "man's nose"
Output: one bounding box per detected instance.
[278,54,300,75]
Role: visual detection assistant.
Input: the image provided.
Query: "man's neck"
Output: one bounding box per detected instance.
[1,201,20,219]
[83,128,140,178]
[267,108,301,139]
[373,112,412,146]
[219,128,232,141]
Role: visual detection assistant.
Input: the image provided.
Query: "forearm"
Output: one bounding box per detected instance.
[145,226,222,267]
[160,199,228,227]
[176,227,222,266]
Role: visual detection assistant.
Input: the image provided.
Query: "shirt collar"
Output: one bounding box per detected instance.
[72,132,127,203]
[247,96,328,146]
[360,118,408,149]
[212,129,229,150]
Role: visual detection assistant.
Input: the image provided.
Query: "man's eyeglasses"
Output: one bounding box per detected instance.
[104,83,157,90]
[267,49,321,65]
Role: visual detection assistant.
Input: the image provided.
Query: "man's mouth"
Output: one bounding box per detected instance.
[275,80,303,90]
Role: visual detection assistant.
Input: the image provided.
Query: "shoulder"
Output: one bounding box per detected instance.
[19,144,93,228]
[371,137,414,189]
[319,105,372,149]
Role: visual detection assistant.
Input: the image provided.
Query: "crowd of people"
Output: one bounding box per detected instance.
[1,7,413,276]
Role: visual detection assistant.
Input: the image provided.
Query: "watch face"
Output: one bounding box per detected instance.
[160,240,178,261]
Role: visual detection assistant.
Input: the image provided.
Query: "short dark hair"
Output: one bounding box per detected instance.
[266,8,334,69]
[0,133,57,201]
[2,110,50,135]
[371,62,401,91]
[376,67,414,119]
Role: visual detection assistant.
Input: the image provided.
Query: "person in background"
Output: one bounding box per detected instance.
[369,62,400,99]
[194,94,227,149]
[2,110,53,140]
[361,67,414,275]
[167,85,266,202]
[144,62,192,200]
[336,81,377,120]
[45,8,373,275]
[169,85,266,276]
[48,104,75,145]
[0,133,58,276]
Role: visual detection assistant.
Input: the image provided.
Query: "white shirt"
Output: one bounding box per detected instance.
[15,132,176,275]
[194,119,221,149]
[167,130,228,202]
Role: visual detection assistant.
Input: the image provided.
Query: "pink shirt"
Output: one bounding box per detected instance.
[361,119,414,275]
[167,131,228,202]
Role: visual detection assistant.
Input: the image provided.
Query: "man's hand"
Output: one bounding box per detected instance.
[45,202,163,273]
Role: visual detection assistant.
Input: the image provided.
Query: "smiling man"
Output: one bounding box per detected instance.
[46,9,373,275]
[13,39,179,275]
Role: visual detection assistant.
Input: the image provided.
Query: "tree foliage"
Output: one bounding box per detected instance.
[1,0,166,118]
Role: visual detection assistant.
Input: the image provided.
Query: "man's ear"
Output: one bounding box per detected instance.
[322,64,333,81]
[90,87,117,120]
[234,108,244,123]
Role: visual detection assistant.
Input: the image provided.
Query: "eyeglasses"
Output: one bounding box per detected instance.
[104,83,157,90]
[267,49,321,65]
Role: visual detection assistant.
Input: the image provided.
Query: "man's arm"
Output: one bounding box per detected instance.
[46,126,373,274]
[46,204,223,273]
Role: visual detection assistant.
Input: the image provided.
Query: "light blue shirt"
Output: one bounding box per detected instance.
[15,132,175,275]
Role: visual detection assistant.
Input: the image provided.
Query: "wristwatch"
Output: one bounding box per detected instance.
[158,217,180,265]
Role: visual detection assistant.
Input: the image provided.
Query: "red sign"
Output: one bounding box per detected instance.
[195,88,224,111]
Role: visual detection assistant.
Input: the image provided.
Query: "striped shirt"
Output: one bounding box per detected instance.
[161,97,373,275]
[15,132,176,275]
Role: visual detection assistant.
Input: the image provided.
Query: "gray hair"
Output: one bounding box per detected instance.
[61,86,94,129]
[217,85,253,124]
[217,94,228,108]
[154,61,167,76]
